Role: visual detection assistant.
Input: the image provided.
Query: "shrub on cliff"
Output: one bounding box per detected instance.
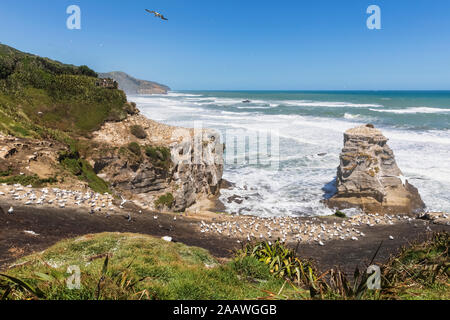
[78,65,98,78]
[58,150,110,194]
[130,125,147,139]
[154,193,174,209]
[127,142,142,156]
[145,145,171,169]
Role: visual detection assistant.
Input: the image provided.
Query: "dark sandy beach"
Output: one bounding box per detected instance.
[1,201,449,274]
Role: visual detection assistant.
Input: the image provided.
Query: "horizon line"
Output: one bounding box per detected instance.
[172,89,450,92]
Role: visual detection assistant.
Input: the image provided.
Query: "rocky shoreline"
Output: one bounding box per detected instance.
[2,115,448,229]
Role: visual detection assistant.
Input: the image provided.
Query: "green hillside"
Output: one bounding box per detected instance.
[0,44,135,193]
[0,44,128,140]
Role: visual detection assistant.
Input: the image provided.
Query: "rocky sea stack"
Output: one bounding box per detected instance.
[328,124,425,215]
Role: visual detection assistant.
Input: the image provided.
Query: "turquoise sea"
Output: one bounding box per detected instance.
[132,91,450,217]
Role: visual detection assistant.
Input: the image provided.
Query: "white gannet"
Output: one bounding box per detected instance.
[383,174,408,187]
[120,196,127,207]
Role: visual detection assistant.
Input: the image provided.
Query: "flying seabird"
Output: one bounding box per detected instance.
[145,9,168,21]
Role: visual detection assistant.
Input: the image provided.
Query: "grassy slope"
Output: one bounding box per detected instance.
[0,233,304,300]
[0,44,128,138]
[381,232,449,300]
[0,44,131,193]
[1,232,447,300]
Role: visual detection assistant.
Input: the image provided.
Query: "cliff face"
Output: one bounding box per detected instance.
[328,124,425,215]
[0,44,221,212]
[99,71,170,95]
[89,114,223,212]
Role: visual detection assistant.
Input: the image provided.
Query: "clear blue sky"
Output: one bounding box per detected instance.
[0,0,449,90]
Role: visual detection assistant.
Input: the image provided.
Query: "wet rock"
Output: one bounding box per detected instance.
[227,195,244,204]
[418,212,450,225]
[220,179,235,190]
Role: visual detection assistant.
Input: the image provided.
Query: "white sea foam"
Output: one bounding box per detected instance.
[344,113,360,119]
[236,106,272,109]
[370,107,450,114]
[166,92,203,97]
[282,100,383,108]
[134,92,450,216]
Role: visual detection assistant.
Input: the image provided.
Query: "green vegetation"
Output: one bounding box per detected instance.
[234,233,450,300]
[145,145,171,169]
[334,210,347,218]
[380,232,449,300]
[0,44,133,192]
[0,174,57,188]
[154,193,175,209]
[0,232,448,300]
[0,44,127,138]
[58,150,110,194]
[0,168,12,177]
[127,142,141,156]
[130,125,147,139]
[235,240,317,283]
[0,233,302,300]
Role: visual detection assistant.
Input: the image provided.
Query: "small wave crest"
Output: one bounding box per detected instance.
[370,107,450,114]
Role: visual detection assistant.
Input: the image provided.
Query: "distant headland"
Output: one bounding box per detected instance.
[99,71,170,95]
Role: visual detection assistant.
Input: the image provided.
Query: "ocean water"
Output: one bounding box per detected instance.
[131,91,450,217]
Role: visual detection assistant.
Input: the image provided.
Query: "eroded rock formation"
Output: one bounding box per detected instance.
[327,124,425,215]
[90,114,223,212]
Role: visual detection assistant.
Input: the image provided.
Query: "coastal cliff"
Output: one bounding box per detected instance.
[89,114,223,212]
[0,44,221,212]
[328,124,425,215]
[99,71,170,95]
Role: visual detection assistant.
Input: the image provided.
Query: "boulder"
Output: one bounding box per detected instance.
[327,124,425,215]
[418,212,450,225]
